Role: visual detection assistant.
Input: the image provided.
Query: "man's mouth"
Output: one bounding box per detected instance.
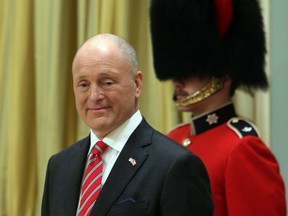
[88,106,109,112]
[173,91,189,101]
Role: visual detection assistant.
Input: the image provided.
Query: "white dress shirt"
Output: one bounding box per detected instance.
[76,110,142,213]
[89,110,142,184]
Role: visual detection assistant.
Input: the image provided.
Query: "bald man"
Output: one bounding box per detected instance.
[41,34,213,216]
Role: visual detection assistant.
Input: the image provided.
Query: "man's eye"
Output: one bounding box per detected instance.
[104,81,112,85]
[78,82,89,88]
[102,80,114,87]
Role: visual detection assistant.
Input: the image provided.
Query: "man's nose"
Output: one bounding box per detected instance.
[172,79,184,88]
[89,85,104,100]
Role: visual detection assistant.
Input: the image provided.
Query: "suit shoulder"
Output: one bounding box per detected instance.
[227,117,260,138]
[51,136,88,159]
[153,130,197,157]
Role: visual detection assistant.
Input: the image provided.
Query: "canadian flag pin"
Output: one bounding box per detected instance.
[128,158,137,166]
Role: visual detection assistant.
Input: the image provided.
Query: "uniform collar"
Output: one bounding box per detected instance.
[190,102,236,135]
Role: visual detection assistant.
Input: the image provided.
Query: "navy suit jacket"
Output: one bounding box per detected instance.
[42,119,213,215]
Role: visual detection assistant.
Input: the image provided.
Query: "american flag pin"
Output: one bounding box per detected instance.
[128,158,137,166]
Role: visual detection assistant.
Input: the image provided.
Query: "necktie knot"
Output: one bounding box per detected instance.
[92,141,107,156]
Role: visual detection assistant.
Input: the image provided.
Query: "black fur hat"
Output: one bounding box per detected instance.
[150,0,268,90]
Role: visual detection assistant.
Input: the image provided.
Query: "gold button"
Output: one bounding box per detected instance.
[183,138,191,147]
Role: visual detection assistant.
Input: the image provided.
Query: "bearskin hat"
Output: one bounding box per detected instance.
[150,0,268,89]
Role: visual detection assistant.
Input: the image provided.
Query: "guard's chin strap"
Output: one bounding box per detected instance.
[174,77,224,107]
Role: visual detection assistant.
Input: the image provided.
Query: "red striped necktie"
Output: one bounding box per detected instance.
[77,141,107,216]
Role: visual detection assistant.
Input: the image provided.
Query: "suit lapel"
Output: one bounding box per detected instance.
[90,119,153,216]
[63,136,90,215]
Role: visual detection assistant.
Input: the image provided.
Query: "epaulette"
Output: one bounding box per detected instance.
[227,117,259,138]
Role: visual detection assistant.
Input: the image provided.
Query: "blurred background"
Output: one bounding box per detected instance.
[0,0,287,215]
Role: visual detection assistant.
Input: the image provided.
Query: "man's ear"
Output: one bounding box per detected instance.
[135,71,143,97]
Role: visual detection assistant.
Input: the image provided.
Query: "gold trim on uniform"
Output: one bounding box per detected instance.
[175,77,224,107]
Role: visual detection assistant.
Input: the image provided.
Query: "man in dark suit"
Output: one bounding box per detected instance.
[41,33,213,216]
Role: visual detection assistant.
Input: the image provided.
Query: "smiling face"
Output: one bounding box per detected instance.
[72,36,142,139]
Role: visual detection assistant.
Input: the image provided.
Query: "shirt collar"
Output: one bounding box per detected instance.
[89,110,142,154]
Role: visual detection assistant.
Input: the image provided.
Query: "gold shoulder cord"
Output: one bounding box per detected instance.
[174,77,224,107]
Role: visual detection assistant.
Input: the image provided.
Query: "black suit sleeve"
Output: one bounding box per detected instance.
[161,152,214,216]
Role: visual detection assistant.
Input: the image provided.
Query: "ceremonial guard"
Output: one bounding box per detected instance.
[150,0,286,215]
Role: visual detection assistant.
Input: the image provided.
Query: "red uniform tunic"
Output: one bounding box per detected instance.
[168,103,286,216]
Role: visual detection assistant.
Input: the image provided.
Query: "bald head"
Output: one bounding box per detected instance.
[72,34,139,74]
